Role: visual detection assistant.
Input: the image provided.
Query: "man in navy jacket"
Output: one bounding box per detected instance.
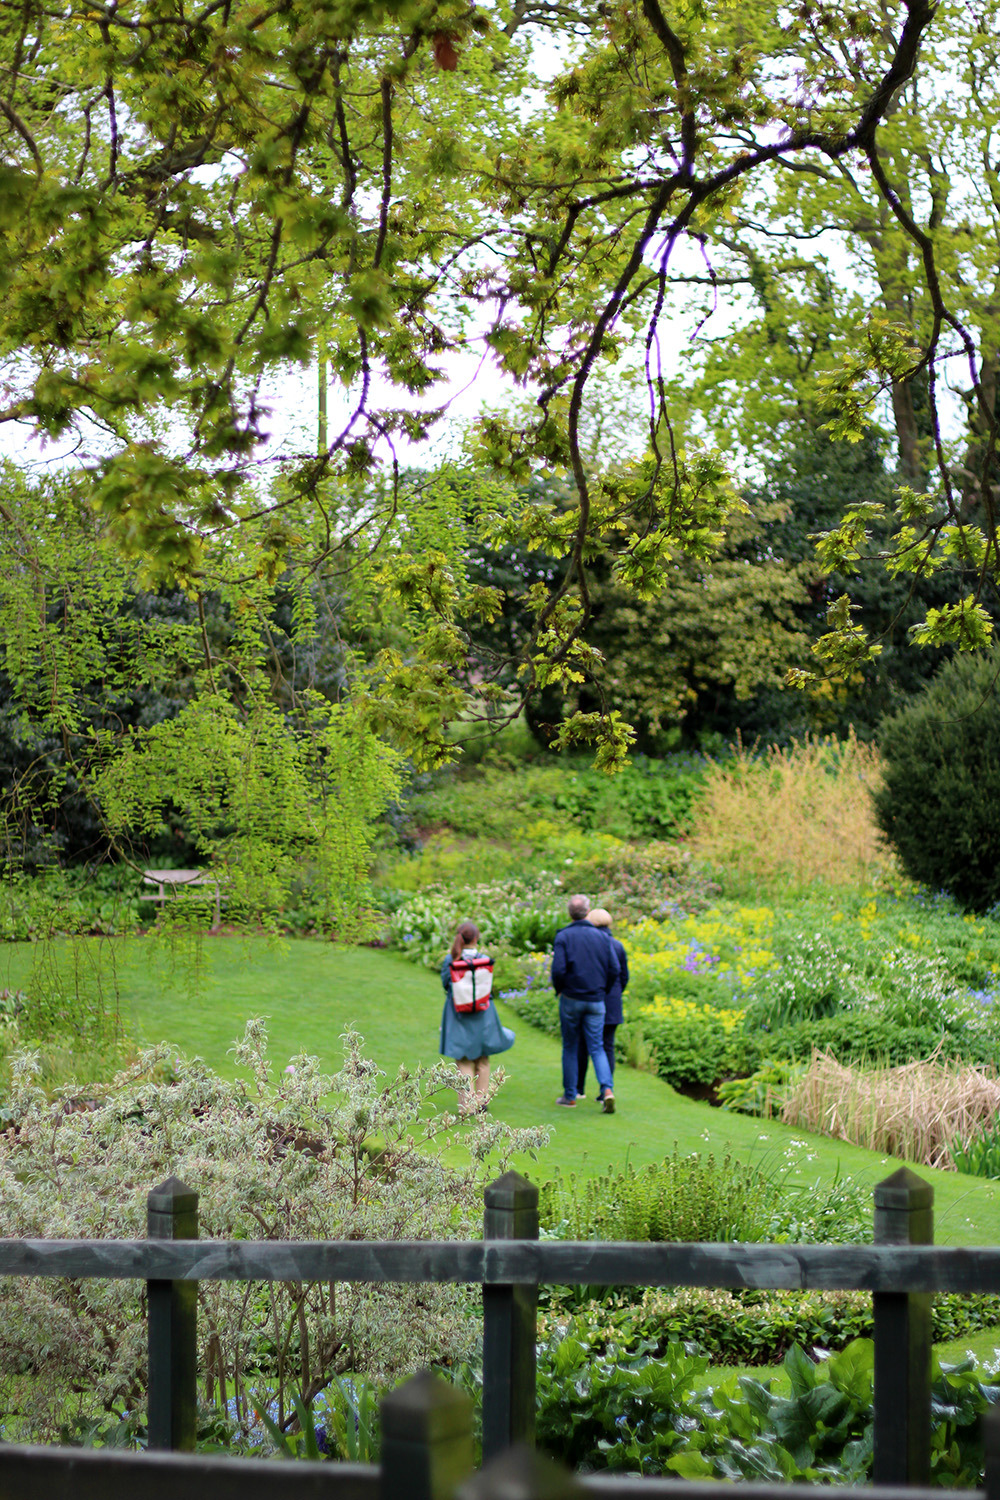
[550,894,619,1112]
[576,907,628,1104]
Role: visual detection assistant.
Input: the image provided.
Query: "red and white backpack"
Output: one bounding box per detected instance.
[449,952,494,1013]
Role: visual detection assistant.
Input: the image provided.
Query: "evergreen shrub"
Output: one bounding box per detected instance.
[874,647,1000,911]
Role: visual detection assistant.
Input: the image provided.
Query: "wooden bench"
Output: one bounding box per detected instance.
[141,869,223,930]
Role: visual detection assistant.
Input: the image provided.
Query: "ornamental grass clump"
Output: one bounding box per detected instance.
[780,1050,1000,1167]
[690,732,889,895]
[0,1021,546,1443]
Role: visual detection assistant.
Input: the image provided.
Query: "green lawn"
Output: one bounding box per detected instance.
[4,933,1000,1248]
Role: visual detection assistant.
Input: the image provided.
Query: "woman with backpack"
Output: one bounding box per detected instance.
[440,920,515,1116]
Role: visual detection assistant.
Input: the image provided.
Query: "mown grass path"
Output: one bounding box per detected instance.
[4,935,999,1247]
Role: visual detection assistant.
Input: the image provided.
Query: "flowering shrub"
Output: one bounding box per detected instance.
[634,997,755,1090]
[639,997,745,1033]
[387,880,567,967]
[386,845,721,969]
[621,905,775,1007]
[0,1022,546,1442]
[566,841,720,924]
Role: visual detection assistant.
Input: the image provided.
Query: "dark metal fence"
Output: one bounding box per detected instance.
[2,1163,999,1499]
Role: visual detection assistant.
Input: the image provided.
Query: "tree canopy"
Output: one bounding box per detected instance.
[2,0,999,895]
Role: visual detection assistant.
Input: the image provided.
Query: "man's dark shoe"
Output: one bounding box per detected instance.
[602,1091,615,1114]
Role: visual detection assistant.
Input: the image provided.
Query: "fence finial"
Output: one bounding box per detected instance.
[458,1444,584,1499]
[380,1368,474,1500]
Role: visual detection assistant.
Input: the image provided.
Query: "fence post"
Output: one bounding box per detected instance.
[380,1368,474,1500]
[457,1445,584,1499]
[872,1166,933,1486]
[984,1395,1000,1500]
[482,1170,539,1463]
[147,1175,199,1452]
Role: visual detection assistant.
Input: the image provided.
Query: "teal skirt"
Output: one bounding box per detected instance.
[440,1000,515,1060]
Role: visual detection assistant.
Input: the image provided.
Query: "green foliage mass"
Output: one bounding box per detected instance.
[5,0,998,767]
[538,1153,872,1247]
[874,647,1000,912]
[404,756,708,842]
[539,1284,1000,1371]
[0,466,401,938]
[534,1335,998,1484]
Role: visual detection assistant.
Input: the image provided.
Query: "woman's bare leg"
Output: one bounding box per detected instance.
[455,1058,476,1114]
[474,1056,490,1107]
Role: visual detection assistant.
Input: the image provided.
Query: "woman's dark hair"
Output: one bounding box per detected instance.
[450,921,480,960]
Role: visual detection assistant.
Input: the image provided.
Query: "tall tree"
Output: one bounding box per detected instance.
[655,1,1000,675]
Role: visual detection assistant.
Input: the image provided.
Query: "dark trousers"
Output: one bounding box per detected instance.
[559,998,613,1101]
[577,1023,617,1097]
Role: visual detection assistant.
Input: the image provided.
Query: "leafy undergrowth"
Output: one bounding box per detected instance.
[534,1334,998,1485]
[538,1285,1000,1370]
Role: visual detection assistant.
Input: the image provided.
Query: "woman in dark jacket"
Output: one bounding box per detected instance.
[576,908,628,1102]
[440,920,515,1115]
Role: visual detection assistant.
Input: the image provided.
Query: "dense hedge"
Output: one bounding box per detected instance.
[874,648,1000,911]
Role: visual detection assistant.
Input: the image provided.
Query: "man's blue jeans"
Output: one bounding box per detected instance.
[559,997,613,1100]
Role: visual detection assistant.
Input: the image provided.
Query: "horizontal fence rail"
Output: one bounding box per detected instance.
[0,1445,378,1500]
[2,1445,996,1500]
[2,1237,1000,1292]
